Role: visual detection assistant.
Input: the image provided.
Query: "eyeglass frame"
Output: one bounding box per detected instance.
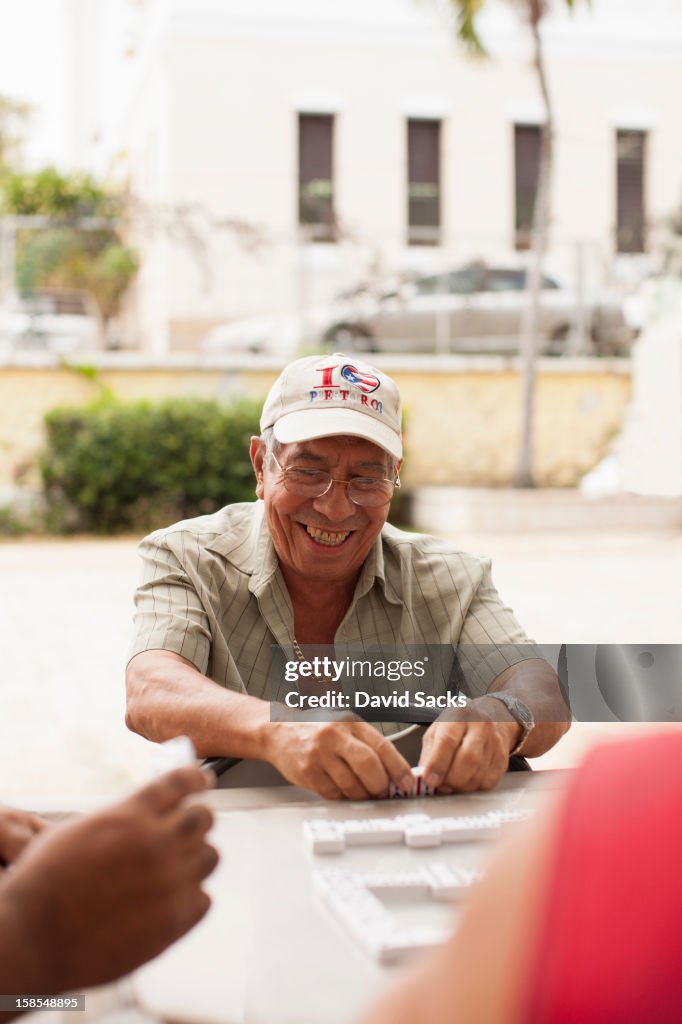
[269,451,401,506]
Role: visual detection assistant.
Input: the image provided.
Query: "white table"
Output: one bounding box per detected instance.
[133,771,566,1024]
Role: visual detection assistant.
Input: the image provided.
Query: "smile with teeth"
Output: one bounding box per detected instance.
[304,524,351,547]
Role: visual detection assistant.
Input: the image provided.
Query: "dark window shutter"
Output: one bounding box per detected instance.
[616,130,646,254]
[514,124,541,251]
[298,114,335,241]
[407,119,441,245]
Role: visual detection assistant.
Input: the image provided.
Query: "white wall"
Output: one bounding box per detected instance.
[118,0,682,349]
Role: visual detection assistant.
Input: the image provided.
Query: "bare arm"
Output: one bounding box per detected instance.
[486,658,572,757]
[126,649,272,759]
[126,650,412,799]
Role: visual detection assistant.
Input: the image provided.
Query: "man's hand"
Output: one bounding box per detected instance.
[420,697,522,793]
[0,767,218,994]
[0,807,48,868]
[265,716,414,800]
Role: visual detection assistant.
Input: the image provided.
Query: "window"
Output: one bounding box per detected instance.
[486,269,559,292]
[616,130,647,254]
[407,119,441,245]
[298,114,335,242]
[514,124,541,251]
[415,266,485,296]
[486,269,526,292]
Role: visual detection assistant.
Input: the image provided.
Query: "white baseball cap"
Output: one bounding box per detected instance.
[260,353,403,459]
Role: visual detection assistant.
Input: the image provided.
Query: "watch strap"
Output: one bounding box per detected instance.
[484,692,535,755]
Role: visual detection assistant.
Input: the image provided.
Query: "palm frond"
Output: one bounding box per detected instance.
[447,0,488,55]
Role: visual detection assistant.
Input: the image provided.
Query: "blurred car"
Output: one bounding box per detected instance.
[201,313,298,356]
[200,303,347,358]
[0,289,101,354]
[322,263,633,356]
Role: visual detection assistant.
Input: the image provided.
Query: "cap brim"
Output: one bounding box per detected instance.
[273,408,403,460]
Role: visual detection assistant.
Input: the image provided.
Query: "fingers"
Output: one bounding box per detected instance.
[326,755,371,801]
[163,805,218,882]
[423,723,509,793]
[130,766,211,815]
[180,889,212,933]
[313,772,345,801]
[183,843,220,883]
[352,725,413,792]
[321,725,412,799]
[420,721,467,789]
[0,809,50,865]
[340,739,391,797]
[279,721,413,800]
[167,803,214,840]
[162,889,213,953]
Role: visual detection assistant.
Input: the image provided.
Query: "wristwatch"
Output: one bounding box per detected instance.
[484,693,535,755]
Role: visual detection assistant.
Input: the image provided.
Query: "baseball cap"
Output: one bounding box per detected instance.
[260,353,403,459]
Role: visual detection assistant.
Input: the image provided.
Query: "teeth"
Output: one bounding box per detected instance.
[305,525,350,546]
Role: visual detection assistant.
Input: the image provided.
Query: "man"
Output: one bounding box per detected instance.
[0,768,217,1018]
[126,354,569,799]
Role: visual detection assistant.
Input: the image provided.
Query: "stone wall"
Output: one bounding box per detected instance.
[0,354,631,491]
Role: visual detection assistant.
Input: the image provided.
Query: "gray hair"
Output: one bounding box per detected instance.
[259,427,283,468]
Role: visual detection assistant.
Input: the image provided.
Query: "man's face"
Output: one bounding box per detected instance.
[251,434,395,587]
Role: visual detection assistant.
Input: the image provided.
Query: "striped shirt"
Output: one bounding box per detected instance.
[128,501,537,736]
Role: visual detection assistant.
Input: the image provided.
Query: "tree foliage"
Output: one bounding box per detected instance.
[40,397,263,534]
[0,166,119,218]
[0,167,138,324]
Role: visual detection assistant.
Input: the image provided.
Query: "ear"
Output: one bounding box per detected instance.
[250,436,265,499]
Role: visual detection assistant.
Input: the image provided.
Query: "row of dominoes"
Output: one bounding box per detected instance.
[359,863,485,900]
[315,864,483,962]
[303,807,532,854]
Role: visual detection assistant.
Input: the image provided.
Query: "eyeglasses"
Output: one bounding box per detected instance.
[271,453,400,507]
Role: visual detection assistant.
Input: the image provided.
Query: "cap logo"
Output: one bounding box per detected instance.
[341,364,380,394]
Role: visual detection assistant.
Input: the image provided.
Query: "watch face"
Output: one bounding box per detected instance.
[509,697,534,729]
[487,693,533,729]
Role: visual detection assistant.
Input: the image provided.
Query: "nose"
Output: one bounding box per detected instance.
[311,479,357,520]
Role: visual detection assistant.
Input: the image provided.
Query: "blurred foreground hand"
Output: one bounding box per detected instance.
[0,806,48,867]
[0,767,218,1005]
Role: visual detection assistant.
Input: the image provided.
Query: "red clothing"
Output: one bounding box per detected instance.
[526,732,682,1023]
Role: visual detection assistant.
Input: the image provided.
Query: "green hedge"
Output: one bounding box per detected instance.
[39,395,413,535]
[40,397,262,533]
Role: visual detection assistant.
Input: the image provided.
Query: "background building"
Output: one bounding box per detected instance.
[100,0,682,352]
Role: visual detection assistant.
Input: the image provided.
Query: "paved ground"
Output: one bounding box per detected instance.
[1,526,681,804]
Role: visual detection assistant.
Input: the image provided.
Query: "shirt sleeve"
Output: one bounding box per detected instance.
[127,533,212,674]
[456,561,541,696]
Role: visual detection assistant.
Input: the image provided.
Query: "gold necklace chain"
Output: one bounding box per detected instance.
[292,636,306,662]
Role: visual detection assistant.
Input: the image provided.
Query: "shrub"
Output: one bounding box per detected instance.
[39,394,414,535]
[40,397,262,534]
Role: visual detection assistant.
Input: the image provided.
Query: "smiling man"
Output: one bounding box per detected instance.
[125,353,569,798]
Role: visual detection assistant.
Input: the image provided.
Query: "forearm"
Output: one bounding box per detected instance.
[125,651,271,759]
[0,886,57,1018]
[487,660,571,757]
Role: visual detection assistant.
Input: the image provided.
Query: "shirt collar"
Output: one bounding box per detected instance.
[207,501,401,606]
